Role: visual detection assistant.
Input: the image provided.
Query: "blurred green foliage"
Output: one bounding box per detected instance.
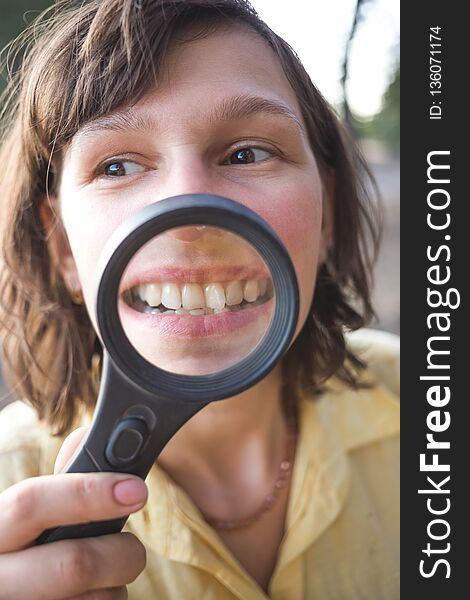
[0,0,50,46]
[0,0,51,92]
[354,62,400,155]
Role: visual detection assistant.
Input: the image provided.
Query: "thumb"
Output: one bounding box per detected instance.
[54,426,88,474]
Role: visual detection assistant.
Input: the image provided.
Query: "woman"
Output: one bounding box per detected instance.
[0,1,399,598]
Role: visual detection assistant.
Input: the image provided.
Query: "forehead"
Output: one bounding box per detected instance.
[161,25,297,100]
[72,25,305,142]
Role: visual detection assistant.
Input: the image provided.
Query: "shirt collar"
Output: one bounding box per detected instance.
[38,367,399,597]
[274,372,399,574]
[129,373,398,594]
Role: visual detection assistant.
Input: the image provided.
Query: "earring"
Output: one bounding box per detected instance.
[70,288,84,305]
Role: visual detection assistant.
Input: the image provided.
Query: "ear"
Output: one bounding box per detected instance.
[318,175,335,265]
[39,197,82,302]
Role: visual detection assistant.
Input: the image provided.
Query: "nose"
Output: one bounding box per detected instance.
[153,148,234,205]
[153,152,229,241]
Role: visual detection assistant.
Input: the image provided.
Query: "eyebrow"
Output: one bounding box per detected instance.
[210,94,305,132]
[75,94,306,140]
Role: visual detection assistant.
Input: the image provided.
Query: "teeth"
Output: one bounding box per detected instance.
[204,283,226,310]
[138,283,162,307]
[258,279,267,296]
[133,278,270,312]
[225,280,243,306]
[243,280,259,302]
[162,283,182,309]
[182,283,205,310]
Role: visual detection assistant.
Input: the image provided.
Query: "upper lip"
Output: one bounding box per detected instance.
[119,266,271,294]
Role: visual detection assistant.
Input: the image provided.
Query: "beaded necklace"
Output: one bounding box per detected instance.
[203,431,297,531]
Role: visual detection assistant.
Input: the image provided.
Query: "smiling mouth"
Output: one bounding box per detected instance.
[122,277,274,315]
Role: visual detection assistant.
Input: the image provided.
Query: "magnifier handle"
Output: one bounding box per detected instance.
[36,356,206,545]
[34,445,128,544]
[35,515,127,544]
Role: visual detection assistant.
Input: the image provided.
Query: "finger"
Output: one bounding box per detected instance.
[0,533,144,600]
[0,473,148,553]
[65,586,128,600]
[55,427,89,474]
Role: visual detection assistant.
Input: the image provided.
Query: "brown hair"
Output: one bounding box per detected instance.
[0,0,381,435]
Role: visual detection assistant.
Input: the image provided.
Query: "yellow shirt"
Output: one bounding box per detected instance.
[0,328,399,599]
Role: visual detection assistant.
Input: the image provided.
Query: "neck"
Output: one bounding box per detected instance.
[157,364,288,487]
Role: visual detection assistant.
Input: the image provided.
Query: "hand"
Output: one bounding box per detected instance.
[0,428,147,599]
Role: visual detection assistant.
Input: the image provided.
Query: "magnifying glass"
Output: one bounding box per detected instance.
[36,194,299,544]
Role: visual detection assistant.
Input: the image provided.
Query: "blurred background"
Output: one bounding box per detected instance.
[0,0,399,408]
[252,0,400,337]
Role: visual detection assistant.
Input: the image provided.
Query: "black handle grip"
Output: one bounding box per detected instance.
[36,517,128,545]
[36,355,206,545]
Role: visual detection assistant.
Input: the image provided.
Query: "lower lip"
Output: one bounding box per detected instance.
[119,297,274,338]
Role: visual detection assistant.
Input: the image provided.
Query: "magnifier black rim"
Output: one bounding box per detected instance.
[95,194,299,403]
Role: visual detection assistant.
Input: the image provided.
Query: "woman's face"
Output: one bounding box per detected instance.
[57,26,332,375]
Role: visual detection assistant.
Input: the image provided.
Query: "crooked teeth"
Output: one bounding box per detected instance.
[139,283,162,307]
[225,281,243,306]
[243,280,259,302]
[162,283,181,309]
[134,278,270,312]
[204,283,225,310]
[182,283,205,310]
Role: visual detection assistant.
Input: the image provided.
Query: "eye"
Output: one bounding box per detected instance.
[226,147,273,165]
[102,160,145,177]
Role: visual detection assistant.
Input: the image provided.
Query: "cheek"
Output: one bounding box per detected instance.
[247,180,323,333]
[60,198,127,324]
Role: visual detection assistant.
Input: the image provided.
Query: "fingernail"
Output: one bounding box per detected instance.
[113,478,147,506]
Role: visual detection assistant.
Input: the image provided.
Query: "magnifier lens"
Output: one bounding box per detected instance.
[118,225,275,375]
